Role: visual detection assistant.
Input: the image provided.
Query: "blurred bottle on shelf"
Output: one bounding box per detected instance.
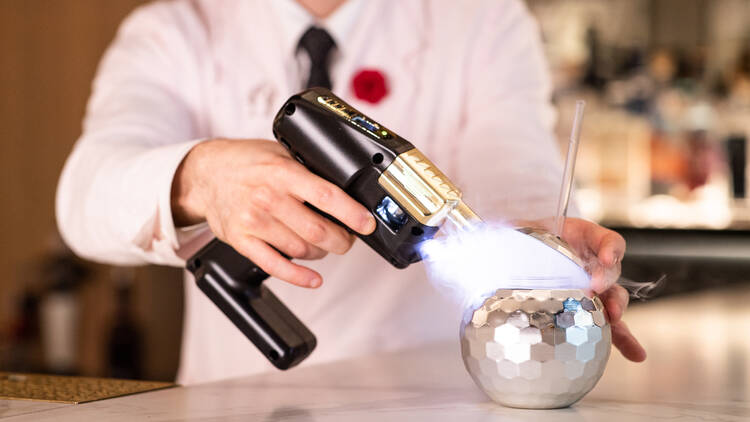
[38,240,90,375]
[531,0,750,229]
[40,281,79,375]
[106,268,143,380]
[649,130,687,197]
[5,290,44,373]
[720,44,750,212]
[725,134,746,199]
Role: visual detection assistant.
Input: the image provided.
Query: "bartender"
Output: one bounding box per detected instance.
[56,0,646,384]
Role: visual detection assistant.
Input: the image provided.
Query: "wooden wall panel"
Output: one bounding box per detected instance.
[0,0,183,381]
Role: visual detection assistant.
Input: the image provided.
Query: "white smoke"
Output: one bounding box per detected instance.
[419,223,591,309]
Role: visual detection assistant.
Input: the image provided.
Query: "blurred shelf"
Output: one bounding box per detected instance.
[609,226,750,298]
[610,226,750,260]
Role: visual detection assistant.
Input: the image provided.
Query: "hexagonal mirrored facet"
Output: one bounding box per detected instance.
[530,311,554,328]
[479,357,499,374]
[497,359,519,379]
[505,342,531,364]
[566,326,588,346]
[563,298,582,312]
[519,326,542,344]
[464,355,481,375]
[471,307,489,326]
[520,298,541,313]
[556,311,575,328]
[580,297,595,311]
[487,310,509,326]
[468,337,490,360]
[587,325,602,343]
[592,310,606,327]
[552,326,568,345]
[549,377,572,394]
[576,342,596,362]
[508,377,532,394]
[541,298,564,313]
[540,359,566,380]
[485,341,505,361]
[507,310,530,328]
[527,290,552,301]
[554,342,577,361]
[473,326,495,343]
[565,360,585,379]
[499,298,520,313]
[540,326,556,346]
[494,324,520,344]
[519,360,542,380]
[574,310,594,327]
[530,342,555,362]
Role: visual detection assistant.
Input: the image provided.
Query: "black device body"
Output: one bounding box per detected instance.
[186,88,439,370]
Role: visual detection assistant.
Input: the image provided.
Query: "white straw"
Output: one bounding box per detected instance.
[554,100,586,238]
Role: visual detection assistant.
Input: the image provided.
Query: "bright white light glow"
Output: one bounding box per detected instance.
[419,223,591,309]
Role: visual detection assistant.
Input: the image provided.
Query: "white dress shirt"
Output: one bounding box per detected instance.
[56,0,565,384]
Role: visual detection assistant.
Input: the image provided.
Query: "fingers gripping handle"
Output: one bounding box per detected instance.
[186,238,317,370]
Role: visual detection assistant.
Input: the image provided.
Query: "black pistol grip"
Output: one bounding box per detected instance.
[186,238,317,370]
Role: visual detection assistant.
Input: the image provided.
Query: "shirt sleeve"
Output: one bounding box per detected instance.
[56,2,211,267]
[452,0,574,222]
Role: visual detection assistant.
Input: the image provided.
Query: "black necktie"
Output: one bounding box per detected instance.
[298,26,336,89]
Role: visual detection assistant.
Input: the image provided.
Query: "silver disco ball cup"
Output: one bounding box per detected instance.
[460,288,611,409]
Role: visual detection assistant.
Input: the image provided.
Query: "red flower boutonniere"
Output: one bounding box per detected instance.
[351,69,389,104]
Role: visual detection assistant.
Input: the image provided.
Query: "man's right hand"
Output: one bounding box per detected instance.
[171,138,377,288]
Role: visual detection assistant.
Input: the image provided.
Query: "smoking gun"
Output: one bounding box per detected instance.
[186,88,482,370]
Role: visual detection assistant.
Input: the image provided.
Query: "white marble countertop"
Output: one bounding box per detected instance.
[2,285,750,421]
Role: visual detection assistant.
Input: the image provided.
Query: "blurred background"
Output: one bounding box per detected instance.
[0,0,181,382]
[1,0,749,382]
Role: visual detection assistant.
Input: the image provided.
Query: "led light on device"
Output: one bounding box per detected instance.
[375,196,408,231]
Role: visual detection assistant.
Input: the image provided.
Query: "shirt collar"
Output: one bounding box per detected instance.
[271,0,365,59]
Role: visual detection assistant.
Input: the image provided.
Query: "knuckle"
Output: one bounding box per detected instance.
[619,286,630,305]
[303,221,327,244]
[251,185,275,212]
[338,240,353,254]
[225,225,248,245]
[313,184,336,204]
[287,240,309,259]
[607,230,626,246]
[336,234,355,254]
[238,210,259,228]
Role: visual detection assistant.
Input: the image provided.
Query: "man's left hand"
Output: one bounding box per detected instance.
[560,218,647,362]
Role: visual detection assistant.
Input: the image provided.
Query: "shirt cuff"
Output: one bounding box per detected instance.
[132,138,209,266]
